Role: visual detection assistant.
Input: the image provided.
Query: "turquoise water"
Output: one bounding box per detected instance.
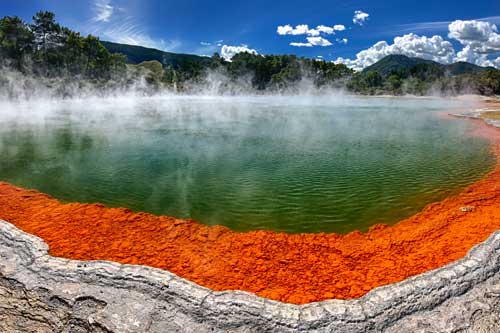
[0,96,494,233]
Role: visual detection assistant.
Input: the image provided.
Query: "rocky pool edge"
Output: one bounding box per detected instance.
[2,101,500,332]
[1,219,499,332]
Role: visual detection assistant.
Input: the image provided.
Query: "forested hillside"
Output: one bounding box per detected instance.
[1,11,499,96]
[0,11,126,80]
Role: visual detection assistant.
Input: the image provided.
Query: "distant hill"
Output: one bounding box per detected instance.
[362,54,493,77]
[445,61,494,75]
[101,41,214,69]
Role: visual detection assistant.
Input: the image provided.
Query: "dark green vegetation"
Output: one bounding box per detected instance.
[353,54,500,95]
[0,11,127,80]
[101,41,212,68]
[102,43,354,92]
[362,54,494,77]
[1,11,499,96]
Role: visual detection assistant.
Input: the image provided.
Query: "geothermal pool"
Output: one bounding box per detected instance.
[0,96,494,233]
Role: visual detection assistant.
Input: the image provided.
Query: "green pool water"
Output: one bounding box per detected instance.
[0,96,495,233]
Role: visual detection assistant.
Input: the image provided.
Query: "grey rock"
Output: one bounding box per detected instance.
[0,219,499,332]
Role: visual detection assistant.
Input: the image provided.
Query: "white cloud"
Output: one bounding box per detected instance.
[307,36,333,46]
[279,24,322,36]
[334,33,455,71]
[492,57,500,68]
[337,38,348,44]
[200,42,212,46]
[93,0,114,22]
[277,24,293,35]
[316,25,334,35]
[333,18,500,71]
[448,20,497,43]
[448,20,500,54]
[277,24,344,36]
[220,44,258,61]
[392,16,500,35]
[455,45,500,67]
[446,20,500,68]
[290,36,333,47]
[278,23,344,47]
[85,13,179,52]
[276,24,311,35]
[454,45,490,66]
[492,57,500,67]
[290,42,313,47]
[353,10,369,26]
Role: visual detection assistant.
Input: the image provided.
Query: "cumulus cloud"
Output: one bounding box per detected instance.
[337,38,348,44]
[334,33,455,71]
[220,45,258,61]
[454,45,489,66]
[290,36,333,47]
[200,42,212,46]
[455,45,500,67]
[448,20,497,43]
[448,20,500,54]
[277,24,345,36]
[276,24,293,35]
[353,10,369,26]
[445,20,500,68]
[278,23,343,47]
[307,36,333,46]
[93,0,114,22]
[290,42,313,47]
[333,18,500,70]
[492,57,500,68]
[316,25,335,35]
[277,24,311,35]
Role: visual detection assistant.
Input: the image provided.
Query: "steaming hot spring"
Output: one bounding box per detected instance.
[1,95,499,304]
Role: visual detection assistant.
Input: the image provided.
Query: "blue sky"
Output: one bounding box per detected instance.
[1,0,500,69]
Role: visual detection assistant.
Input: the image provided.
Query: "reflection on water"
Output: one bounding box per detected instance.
[0,96,495,233]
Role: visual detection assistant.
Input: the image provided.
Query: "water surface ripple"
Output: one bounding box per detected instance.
[0,96,494,233]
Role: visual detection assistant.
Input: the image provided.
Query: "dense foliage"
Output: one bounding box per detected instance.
[1,11,499,96]
[0,11,126,80]
[348,54,500,95]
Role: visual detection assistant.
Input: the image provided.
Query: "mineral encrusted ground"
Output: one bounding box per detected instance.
[0,220,499,332]
[1,104,500,331]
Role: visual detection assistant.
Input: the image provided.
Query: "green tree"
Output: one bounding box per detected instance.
[31,11,61,52]
[138,60,164,86]
[0,16,34,69]
[385,74,403,92]
[60,28,85,75]
[109,53,127,80]
[478,70,500,95]
[82,35,112,78]
[365,71,383,87]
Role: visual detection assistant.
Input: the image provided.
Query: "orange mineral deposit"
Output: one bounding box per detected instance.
[0,118,499,305]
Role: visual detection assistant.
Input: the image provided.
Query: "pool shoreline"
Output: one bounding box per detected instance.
[1,218,498,332]
[0,98,499,305]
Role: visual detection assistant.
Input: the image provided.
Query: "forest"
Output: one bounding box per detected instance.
[1,11,499,96]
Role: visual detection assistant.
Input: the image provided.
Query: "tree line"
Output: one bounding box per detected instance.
[348,65,500,96]
[1,11,499,96]
[0,11,126,80]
